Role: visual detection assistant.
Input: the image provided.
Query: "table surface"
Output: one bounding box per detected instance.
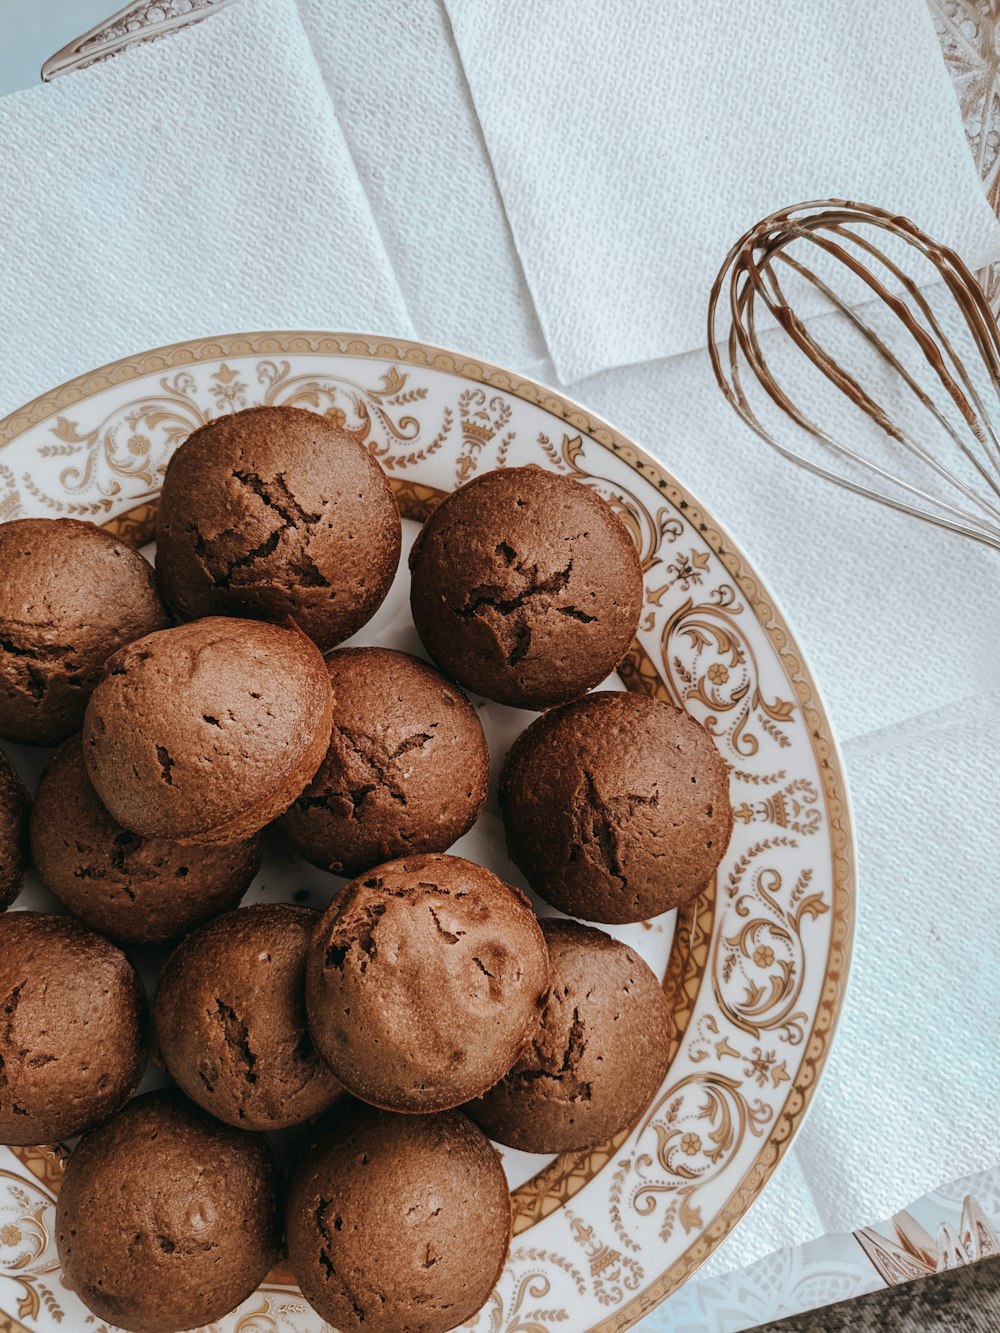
[0,0,122,97]
[756,1256,1000,1331]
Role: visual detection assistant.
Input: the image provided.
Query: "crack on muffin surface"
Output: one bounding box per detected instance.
[573,770,627,888]
[212,998,258,1091]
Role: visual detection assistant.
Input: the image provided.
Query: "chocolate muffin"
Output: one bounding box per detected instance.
[155,405,401,650]
[286,1104,510,1333]
[56,1090,280,1333]
[30,737,261,945]
[500,690,733,923]
[0,912,145,1145]
[467,920,673,1151]
[0,517,169,745]
[154,904,343,1131]
[83,616,333,844]
[409,466,643,708]
[279,647,489,875]
[0,748,29,911]
[306,853,549,1112]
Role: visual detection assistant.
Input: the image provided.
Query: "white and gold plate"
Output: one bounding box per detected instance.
[0,333,854,1333]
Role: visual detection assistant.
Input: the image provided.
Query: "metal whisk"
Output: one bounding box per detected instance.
[708,199,1000,551]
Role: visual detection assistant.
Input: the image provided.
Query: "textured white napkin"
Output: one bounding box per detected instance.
[296,0,550,380]
[443,0,1000,382]
[0,0,412,418]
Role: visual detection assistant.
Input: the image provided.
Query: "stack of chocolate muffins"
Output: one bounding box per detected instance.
[0,406,733,1333]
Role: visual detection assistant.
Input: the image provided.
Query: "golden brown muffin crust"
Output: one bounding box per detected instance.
[467,919,673,1151]
[83,616,333,844]
[0,517,168,745]
[155,405,401,650]
[409,466,643,708]
[30,736,261,944]
[500,690,733,922]
[0,912,146,1145]
[56,1090,280,1333]
[279,647,489,876]
[154,904,342,1131]
[0,748,29,911]
[286,1105,511,1333]
[306,853,549,1112]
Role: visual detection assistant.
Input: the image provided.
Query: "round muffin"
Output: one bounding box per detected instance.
[155,405,401,651]
[0,748,29,911]
[154,904,343,1131]
[467,920,673,1151]
[500,690,733,923]
[0,517,169,745]
[56,1090,280,1333]
[0,912,145,1145]
[279,647,489,876]
[83,616,333,844]
[286,1104,510,1333]
[409,466,643,708]
[306,853,549,1112]
[30,737,261,945]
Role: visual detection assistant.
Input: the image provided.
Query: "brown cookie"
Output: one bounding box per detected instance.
[0,518,169,745]
[83,616,333,844]
[0,912,146,1145]
[500,690,733,923]
[155,405,401,650]
[154,904,343,1131]
[30,736,261,945]
[56,1090,280,1333]
[286,1104,510,1333]
[0,748,29,911]
[278,647,489,876]
[306,853,549,1112]
[409,466,643,708]
[466,920,673,1151]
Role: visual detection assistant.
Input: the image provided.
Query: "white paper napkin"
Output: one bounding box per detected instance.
[0,0,413,419]
[296,0,551,380]
[443,0,1000,383]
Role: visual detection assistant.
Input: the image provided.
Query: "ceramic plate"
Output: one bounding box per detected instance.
[0,332,854,1333]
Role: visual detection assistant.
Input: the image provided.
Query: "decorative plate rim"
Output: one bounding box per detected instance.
[0,330,856,1333]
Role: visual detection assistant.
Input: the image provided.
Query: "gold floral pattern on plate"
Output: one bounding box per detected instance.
[0,332,855,1333]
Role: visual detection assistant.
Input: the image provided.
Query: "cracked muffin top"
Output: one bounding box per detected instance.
[56,1089,280,1333]
[31,736,261,945]
[0,517,169,746]
[408,466,644,708]
[0,747,29,912]
[278,647,489,877]
[83,616,333,845]
[499,690,733,923]
[0,911,146,1146]
[305,853,549,1113]
[466,919,673,1152]
[286,1104,510,1333]
[155,405,402,651]
[154,904,343,1131]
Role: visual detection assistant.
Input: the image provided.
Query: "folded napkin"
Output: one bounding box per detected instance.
[297,0,551,379]
[444,0,1000,382]
[0,0,412,418]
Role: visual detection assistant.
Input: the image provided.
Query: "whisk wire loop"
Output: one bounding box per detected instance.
[708,199,1000,551]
